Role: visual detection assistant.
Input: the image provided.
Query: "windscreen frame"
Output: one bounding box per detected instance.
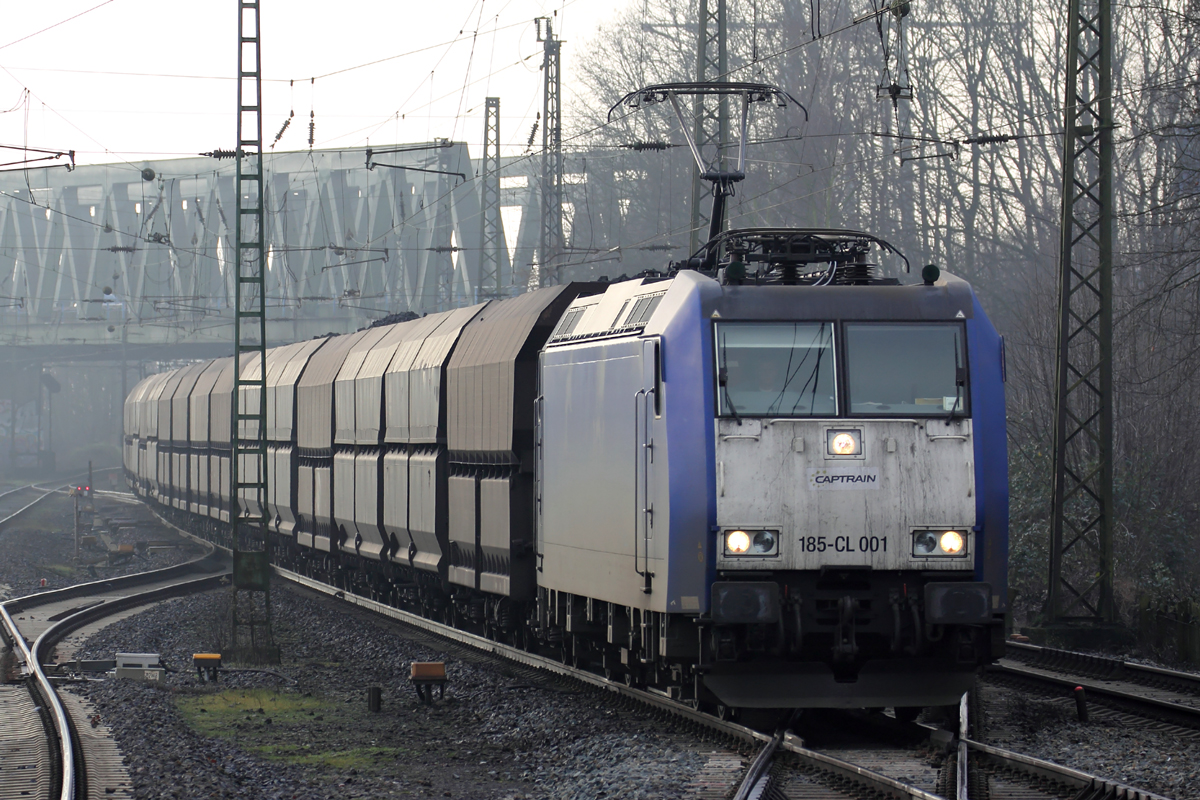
[713,320,839,418]
[840,320,971,418]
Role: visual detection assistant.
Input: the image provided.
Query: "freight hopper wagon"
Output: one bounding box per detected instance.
[125,229,1008,715]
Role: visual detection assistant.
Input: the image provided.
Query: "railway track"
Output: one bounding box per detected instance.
[0,516,228,800]
[280,565,1172,800]
[942,691,1148,800]
[986,641,1200,735]
[0,468,124,533]
[20,497,1175,800]
[0,482,63,531]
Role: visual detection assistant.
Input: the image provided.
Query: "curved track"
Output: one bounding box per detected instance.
[0,502,227,800]
[0,468,124,533]
[0,483,61,531]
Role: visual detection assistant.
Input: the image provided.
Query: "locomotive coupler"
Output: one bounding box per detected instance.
[789,600,803,654]
[890,596,904,653]
[832,595,859,662]
[889,595,922,655]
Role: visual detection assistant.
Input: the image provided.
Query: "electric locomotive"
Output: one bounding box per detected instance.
[536,229,1007,712]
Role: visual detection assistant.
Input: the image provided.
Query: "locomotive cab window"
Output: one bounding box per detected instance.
[716,322,836,417]
[844,323,968,416]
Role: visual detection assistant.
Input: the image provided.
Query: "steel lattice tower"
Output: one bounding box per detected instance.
[1048,0,1115,624]
[538,18,564,286]
[480,97,503,299]
[689,0,729,255]
[233,0,268,551]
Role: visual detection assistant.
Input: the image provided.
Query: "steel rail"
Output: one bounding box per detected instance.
[3,547,224,616]
[731,734,779,800]
[1,585,74,800]
[0,475,100,800]
[31,572,232,660]
[930,692,1175,800]
[0,484,58,530]
[963,738,1172,800]
[1,516,222,800]
[0,467,123,532]
[25,571,231,800]
[0,483,35,502]
[986,661,1200,730]
[1007,640,1200,694]
[4,571,230,800]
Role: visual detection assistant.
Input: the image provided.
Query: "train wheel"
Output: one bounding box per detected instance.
[716,704,738,722]
[571,640,586,669]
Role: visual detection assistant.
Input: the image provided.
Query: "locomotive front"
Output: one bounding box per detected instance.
[697,230,1008,710]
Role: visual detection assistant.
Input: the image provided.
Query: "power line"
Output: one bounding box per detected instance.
[0,1,117,53]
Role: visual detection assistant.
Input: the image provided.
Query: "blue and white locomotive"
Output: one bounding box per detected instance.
[124,226,1007,715]
[537,229,1007,712]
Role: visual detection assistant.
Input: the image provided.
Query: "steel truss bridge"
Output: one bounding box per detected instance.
[0,142,693,357]
[0,144,506,354]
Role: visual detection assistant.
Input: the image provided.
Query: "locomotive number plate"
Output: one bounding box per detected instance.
[797,535,888,554]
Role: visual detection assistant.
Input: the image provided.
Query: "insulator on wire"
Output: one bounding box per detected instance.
[273,111,294,146]
[625,141,669,151]
[202,149,238,159]
[965,134,1015,145]
[526,114,540,150]
[309,111,315,148]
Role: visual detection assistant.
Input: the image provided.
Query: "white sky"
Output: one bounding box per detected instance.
[0,0,636,168]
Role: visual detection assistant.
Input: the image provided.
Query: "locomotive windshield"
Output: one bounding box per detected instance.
[716,322,837,416]
[844,323,968,416]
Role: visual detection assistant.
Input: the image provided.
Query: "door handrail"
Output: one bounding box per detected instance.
[633,389,655,594]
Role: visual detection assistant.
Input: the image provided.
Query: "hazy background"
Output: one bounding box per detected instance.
[5,0,1200,628]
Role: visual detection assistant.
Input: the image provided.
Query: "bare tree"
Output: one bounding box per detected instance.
[567,0,1200,623]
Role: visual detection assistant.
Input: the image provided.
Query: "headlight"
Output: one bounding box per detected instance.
[939,530,964,555]
[912,529,969,557]
[914,530,938,555]
[723,529,779,557]
[826,429,862,456]
[752,530,776,553]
